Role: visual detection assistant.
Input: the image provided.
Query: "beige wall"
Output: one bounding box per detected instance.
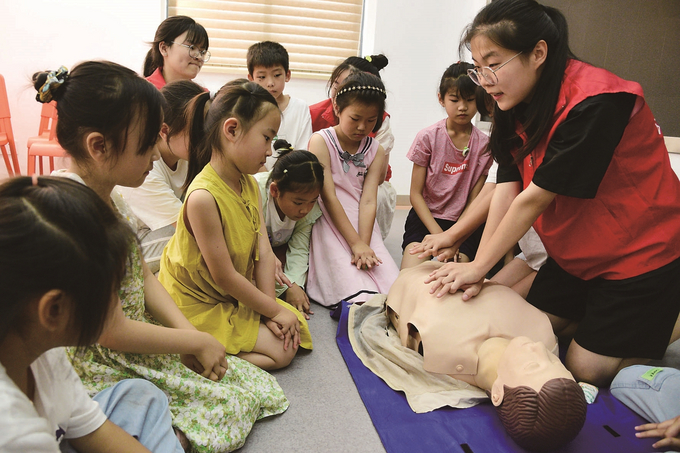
[541,0,680,136]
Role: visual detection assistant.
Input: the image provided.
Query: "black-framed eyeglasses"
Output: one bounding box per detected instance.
[170,42,211,63]
[467,52,522,86]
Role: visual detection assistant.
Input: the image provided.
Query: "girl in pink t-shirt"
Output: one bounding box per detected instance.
[401,62,492,269]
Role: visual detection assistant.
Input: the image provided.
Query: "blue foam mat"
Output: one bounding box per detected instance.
[335,301,656,453]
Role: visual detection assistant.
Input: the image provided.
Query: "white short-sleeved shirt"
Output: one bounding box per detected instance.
[117,158,188,231]
[265,96,313,170]
[0,348,106,452]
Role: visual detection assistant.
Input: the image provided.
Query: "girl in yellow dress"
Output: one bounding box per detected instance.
[160,79,312,370]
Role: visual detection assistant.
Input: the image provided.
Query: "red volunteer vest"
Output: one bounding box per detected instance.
[514,60,680,280]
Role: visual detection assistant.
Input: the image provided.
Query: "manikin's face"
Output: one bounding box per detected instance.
[469,35,542,111]
[495,336,574,394]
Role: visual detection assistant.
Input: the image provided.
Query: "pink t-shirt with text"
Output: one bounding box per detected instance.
[407,119,491,221]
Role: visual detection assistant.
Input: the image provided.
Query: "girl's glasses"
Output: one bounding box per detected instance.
[467,52,522,86]
[170,42,211,63]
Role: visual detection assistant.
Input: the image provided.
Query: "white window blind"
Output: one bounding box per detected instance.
[168,0,364,76]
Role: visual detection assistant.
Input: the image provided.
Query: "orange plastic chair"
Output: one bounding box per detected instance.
[26,101,56,149]
[26,101,68,175]
[0,74,21,176]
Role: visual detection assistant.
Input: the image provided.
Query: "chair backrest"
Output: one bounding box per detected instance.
[39,101,58,139]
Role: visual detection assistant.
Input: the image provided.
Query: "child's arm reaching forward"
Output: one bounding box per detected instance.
[356,144,386,269]
[309,134,381,270]
[185,189,300,350]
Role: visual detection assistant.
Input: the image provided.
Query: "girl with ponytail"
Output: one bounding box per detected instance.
[159,79,313,371]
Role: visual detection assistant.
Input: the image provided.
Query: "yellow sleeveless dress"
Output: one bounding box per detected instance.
[159,164,312,353]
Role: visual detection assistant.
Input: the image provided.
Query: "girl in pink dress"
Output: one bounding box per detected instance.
[307,72,399,306]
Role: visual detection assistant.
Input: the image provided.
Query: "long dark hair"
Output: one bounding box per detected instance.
[33,61,164,165]
[143,16,209,77]
[461,0,576,165]
[0,176,132,347]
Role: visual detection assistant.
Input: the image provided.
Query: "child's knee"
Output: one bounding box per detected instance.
[271,344,297,369]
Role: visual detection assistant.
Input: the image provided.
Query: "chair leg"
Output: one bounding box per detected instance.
[1,144,14,177]
[27,154,35,176]
[9,144,20,176]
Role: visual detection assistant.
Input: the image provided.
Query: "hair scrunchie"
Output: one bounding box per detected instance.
[364,55,372,62]
[37,66,69,103]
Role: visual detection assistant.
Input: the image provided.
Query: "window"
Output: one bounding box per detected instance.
[168,0,364,76]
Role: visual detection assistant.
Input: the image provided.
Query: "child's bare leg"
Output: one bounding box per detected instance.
[565,340,648,387]
[237,323,297,370]
[672,312,680,344]
[401,242,431,269]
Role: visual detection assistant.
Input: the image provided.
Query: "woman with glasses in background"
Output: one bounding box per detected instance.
[426,0,680,389]
[143,15,210,89]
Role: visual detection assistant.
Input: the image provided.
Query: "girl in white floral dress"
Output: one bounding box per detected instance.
[35,61,289,452]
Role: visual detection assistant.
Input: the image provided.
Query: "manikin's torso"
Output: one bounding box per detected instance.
[387,262,557,383]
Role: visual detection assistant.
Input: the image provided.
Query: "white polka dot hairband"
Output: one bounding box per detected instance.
[336,85,386,98]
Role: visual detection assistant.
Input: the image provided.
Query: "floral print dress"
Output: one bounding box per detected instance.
[68,185,289,453]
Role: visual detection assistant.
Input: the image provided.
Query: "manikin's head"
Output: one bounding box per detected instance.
[491,337,587,452]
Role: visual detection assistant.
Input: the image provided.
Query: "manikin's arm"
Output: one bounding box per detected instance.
[426,182,556,298]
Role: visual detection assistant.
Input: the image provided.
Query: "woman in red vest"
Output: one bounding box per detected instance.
[425,0,680,387]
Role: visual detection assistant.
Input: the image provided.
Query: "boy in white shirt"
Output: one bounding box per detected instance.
[247,41,313,169]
